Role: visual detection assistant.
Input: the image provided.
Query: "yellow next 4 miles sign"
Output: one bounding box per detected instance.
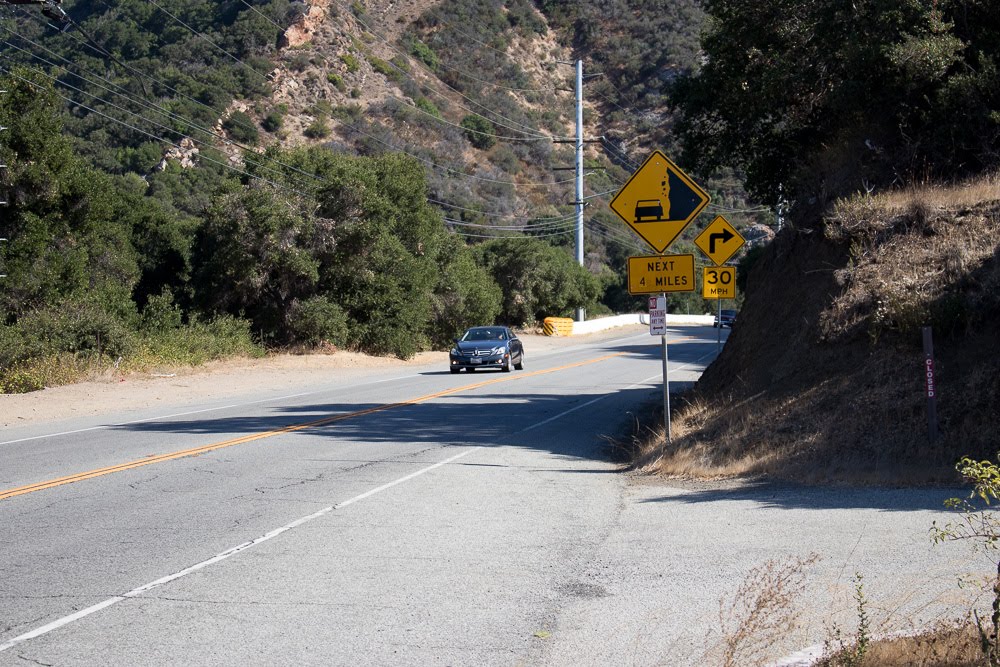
[627,254,696,294]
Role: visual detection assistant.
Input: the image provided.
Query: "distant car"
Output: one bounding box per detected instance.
[449,326,524,373]
[714,309,737,328]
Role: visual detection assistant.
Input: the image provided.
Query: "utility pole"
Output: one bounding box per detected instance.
[574,59,584,322]
[1,88,8,278]
[554,60,603,321]
[1,88,7,208]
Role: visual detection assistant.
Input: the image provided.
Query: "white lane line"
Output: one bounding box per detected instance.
[519,346,718,433]
[0,447,478,654]
[520,373,663,432]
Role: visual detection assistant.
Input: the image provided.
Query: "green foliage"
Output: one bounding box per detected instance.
[332,105,364,122]
[304,118,331,139]
[409,40,440,70]
[368,55,398,80]
[132,314,262,368]
[191,182,321,343]
[415,97,441,118]
[672,0,1000,204]
[341,53,360,73]
[460,115,497,150]
[475,238,600,326]
[327,72,346,91]
[222,111,259,144]
[933,455,1000,666]
[288,296,349,347]
[262,110,284,133]
[311,151,445,357]
[428,235,503,346]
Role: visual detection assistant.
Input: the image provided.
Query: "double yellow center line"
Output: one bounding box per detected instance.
[1,351,633,502]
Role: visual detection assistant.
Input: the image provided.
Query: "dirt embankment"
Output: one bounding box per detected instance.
[646,182,1000,484]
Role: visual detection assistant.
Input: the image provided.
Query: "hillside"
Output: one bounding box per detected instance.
[644,178,1000,484]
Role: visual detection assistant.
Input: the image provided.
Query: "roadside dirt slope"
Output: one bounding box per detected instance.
[655,184,1000,484]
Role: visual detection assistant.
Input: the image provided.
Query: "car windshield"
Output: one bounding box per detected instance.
[721,310,737,317]
[462,328,505,341]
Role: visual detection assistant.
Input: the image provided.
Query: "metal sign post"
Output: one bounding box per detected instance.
[612,150,712,446]
[661,293,671,445]
[717,298,722,354]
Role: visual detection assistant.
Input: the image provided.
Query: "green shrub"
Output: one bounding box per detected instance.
[140,291,183,332]
[289,296,349,346]
[262,111,283,132]
[136,315,262,367]
[461,115,497,150]
[368,56,394,77]
[304,118,331,139]
[327,72,346,91]
[331,105,363,122]
[222,111,259,144]
[341,53,360,73]
[415,97,441,118]
[410,40,439,70]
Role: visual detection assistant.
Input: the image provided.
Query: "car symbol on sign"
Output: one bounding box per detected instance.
[634,199,666,223]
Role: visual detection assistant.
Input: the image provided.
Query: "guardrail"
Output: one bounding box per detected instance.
[542,314,716,336]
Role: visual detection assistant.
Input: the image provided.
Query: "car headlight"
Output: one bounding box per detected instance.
[491,346,506,356]
[450,348,459,356]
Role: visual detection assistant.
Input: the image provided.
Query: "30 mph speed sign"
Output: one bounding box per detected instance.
[702,266,736,299]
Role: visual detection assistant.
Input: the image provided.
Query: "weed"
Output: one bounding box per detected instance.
[824,573,871,666]
[932,455,1000,665]
[719,553,819,667]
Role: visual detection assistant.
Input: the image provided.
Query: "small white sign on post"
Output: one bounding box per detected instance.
[648,296,666,336]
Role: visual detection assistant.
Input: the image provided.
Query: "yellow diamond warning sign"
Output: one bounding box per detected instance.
[694,215,746,266]
[627,254,695,295]
[610,150,710,254]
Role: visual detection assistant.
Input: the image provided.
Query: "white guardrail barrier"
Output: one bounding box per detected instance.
[568,313,715,335]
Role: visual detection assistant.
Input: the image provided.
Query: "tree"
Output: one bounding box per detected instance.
[671,0,1000,206]
[428,234,503,346]
[191,181,321,343]
[0,68,140,324]
[475,237,600,326]
[312,152,444,358]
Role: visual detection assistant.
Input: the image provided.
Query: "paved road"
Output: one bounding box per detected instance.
[0,326,980,666]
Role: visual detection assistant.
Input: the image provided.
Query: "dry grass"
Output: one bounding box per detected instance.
[717,554,820,667]
[817,622,983,667]
[830,172,1000,230]
[626,175,1000,486]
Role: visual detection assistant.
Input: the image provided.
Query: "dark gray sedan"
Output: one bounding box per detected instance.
[449,326,524,373]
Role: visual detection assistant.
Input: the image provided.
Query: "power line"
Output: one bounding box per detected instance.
[326,0,551,138]
[143,0,270,83]
[234,0,288,33]
[341,119,575,187]
[443,216,576,231]
[0,65,310,198]
[0,51,317,194]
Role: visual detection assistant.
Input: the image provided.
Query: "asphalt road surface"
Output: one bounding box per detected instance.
[0,326,981,666]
